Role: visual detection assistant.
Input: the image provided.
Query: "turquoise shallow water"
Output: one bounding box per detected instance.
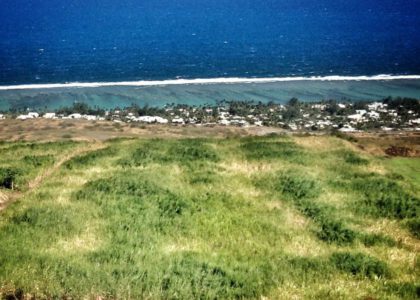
[0,79,419,111]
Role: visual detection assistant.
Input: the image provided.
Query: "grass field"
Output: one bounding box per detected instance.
[0,134,419,299]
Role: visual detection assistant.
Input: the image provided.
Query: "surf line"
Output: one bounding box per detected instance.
[0,74,420,90]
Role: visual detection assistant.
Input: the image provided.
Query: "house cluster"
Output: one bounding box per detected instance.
[3,98,419,132]
[14,112,106,121]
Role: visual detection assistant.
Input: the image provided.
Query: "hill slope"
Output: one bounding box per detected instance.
[0,135,419,299]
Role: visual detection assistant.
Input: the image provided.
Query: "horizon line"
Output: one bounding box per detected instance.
[1,74,420,91]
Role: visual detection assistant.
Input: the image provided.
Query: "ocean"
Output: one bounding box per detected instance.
[0,0,420,109]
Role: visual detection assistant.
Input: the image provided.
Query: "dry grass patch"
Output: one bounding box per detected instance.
[219,160,275,176]
[50,227,103,255]
[293,136,342,152]
[362,219,420,252]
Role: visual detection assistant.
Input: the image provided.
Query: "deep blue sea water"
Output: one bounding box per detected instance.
[1,0,420,85]
[0,0,419,109]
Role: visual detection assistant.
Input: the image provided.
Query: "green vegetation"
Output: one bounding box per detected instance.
[0,141,80,190]
[0,135,419,299]
[330,252,390,278]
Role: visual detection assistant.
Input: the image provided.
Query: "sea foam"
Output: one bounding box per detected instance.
[0,74,419,91]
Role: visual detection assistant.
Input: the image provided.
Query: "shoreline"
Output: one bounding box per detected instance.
[1,74,420,91]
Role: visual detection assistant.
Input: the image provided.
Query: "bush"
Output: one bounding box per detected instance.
[118,140,219,167]
[342,151,368,165]
[241,138,306,163]
[361,233,396,247]
[23,155,54,167]
[168,140,219,163]
[318,221,356,244]
[383,282,420,299]
[352,177,420,219]
[276,172,320,201]
[65,147,116,170]
[75,173,188,219]
[161,254,260,299]
[0,167,21,189]
[331,252,390,278]
[406,218,420,239]
[274,171,356,244]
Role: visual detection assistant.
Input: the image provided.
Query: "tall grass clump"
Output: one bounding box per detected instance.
[271,171,356,244]
[22,155,55,167]
[405,218,420,239]
[342,151,369,165]
[330,252,390,278]
[240,137,307,163]
[64,146,117,170]
[159,254,262,299]
[168,139,220,163]
[351,176,419,219]
[74,172,190,221]
[360,233,397,247]
[118,139,219,167]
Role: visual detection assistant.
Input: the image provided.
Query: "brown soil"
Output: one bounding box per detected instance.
[0,119,285,142]
[349,131,420,157]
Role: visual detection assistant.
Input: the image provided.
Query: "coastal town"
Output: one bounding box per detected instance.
[1,97,419,132]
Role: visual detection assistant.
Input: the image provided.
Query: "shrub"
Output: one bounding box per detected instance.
[342,151,368,165]
[168,140,219,163]
[274,171,356,244]
[0,167,21,189]
[383,282,420,299]
[157,193,188,217]
[240,138,306,163]
[161,254,260,299]
[276,172,320,201]
[406,218,420,239]
[331,252,390,278]
[352,177,420,219]
[65,147,116,170]
[318,221,356,244]
[75,173,188,219]
[361,233,396,247]
[118,140,219,167]
[11,206,76,234]
[23,155,54,167]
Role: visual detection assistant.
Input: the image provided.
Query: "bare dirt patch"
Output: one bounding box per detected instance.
[0,119,285,142]
[349,132,420,157]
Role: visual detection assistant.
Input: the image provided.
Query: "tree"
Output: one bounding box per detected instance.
[287,97,300,107]
[0,167,21,190]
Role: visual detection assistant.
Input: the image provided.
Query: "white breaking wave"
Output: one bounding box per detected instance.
[0,74,419,90]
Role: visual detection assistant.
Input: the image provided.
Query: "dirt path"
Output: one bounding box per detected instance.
[0,142,106,212]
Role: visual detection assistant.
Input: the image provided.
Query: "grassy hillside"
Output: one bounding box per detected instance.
[0,135,419,299]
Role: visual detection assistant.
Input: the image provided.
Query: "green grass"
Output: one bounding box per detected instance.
[0,136,419,299]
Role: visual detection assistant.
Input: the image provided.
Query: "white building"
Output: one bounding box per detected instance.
[219,119,231,126]
[83,115,97,121]
[172,118,184,124]
[17,114,33,120]
[0,114,4,120]
[43,112,56,119]
[339,125,357,132]
[27,112,39,118]
[133,116,169,124]
[68,113,82,119]
[367,111,380,119]
[367,102,387,111]
[347,114,364,121]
